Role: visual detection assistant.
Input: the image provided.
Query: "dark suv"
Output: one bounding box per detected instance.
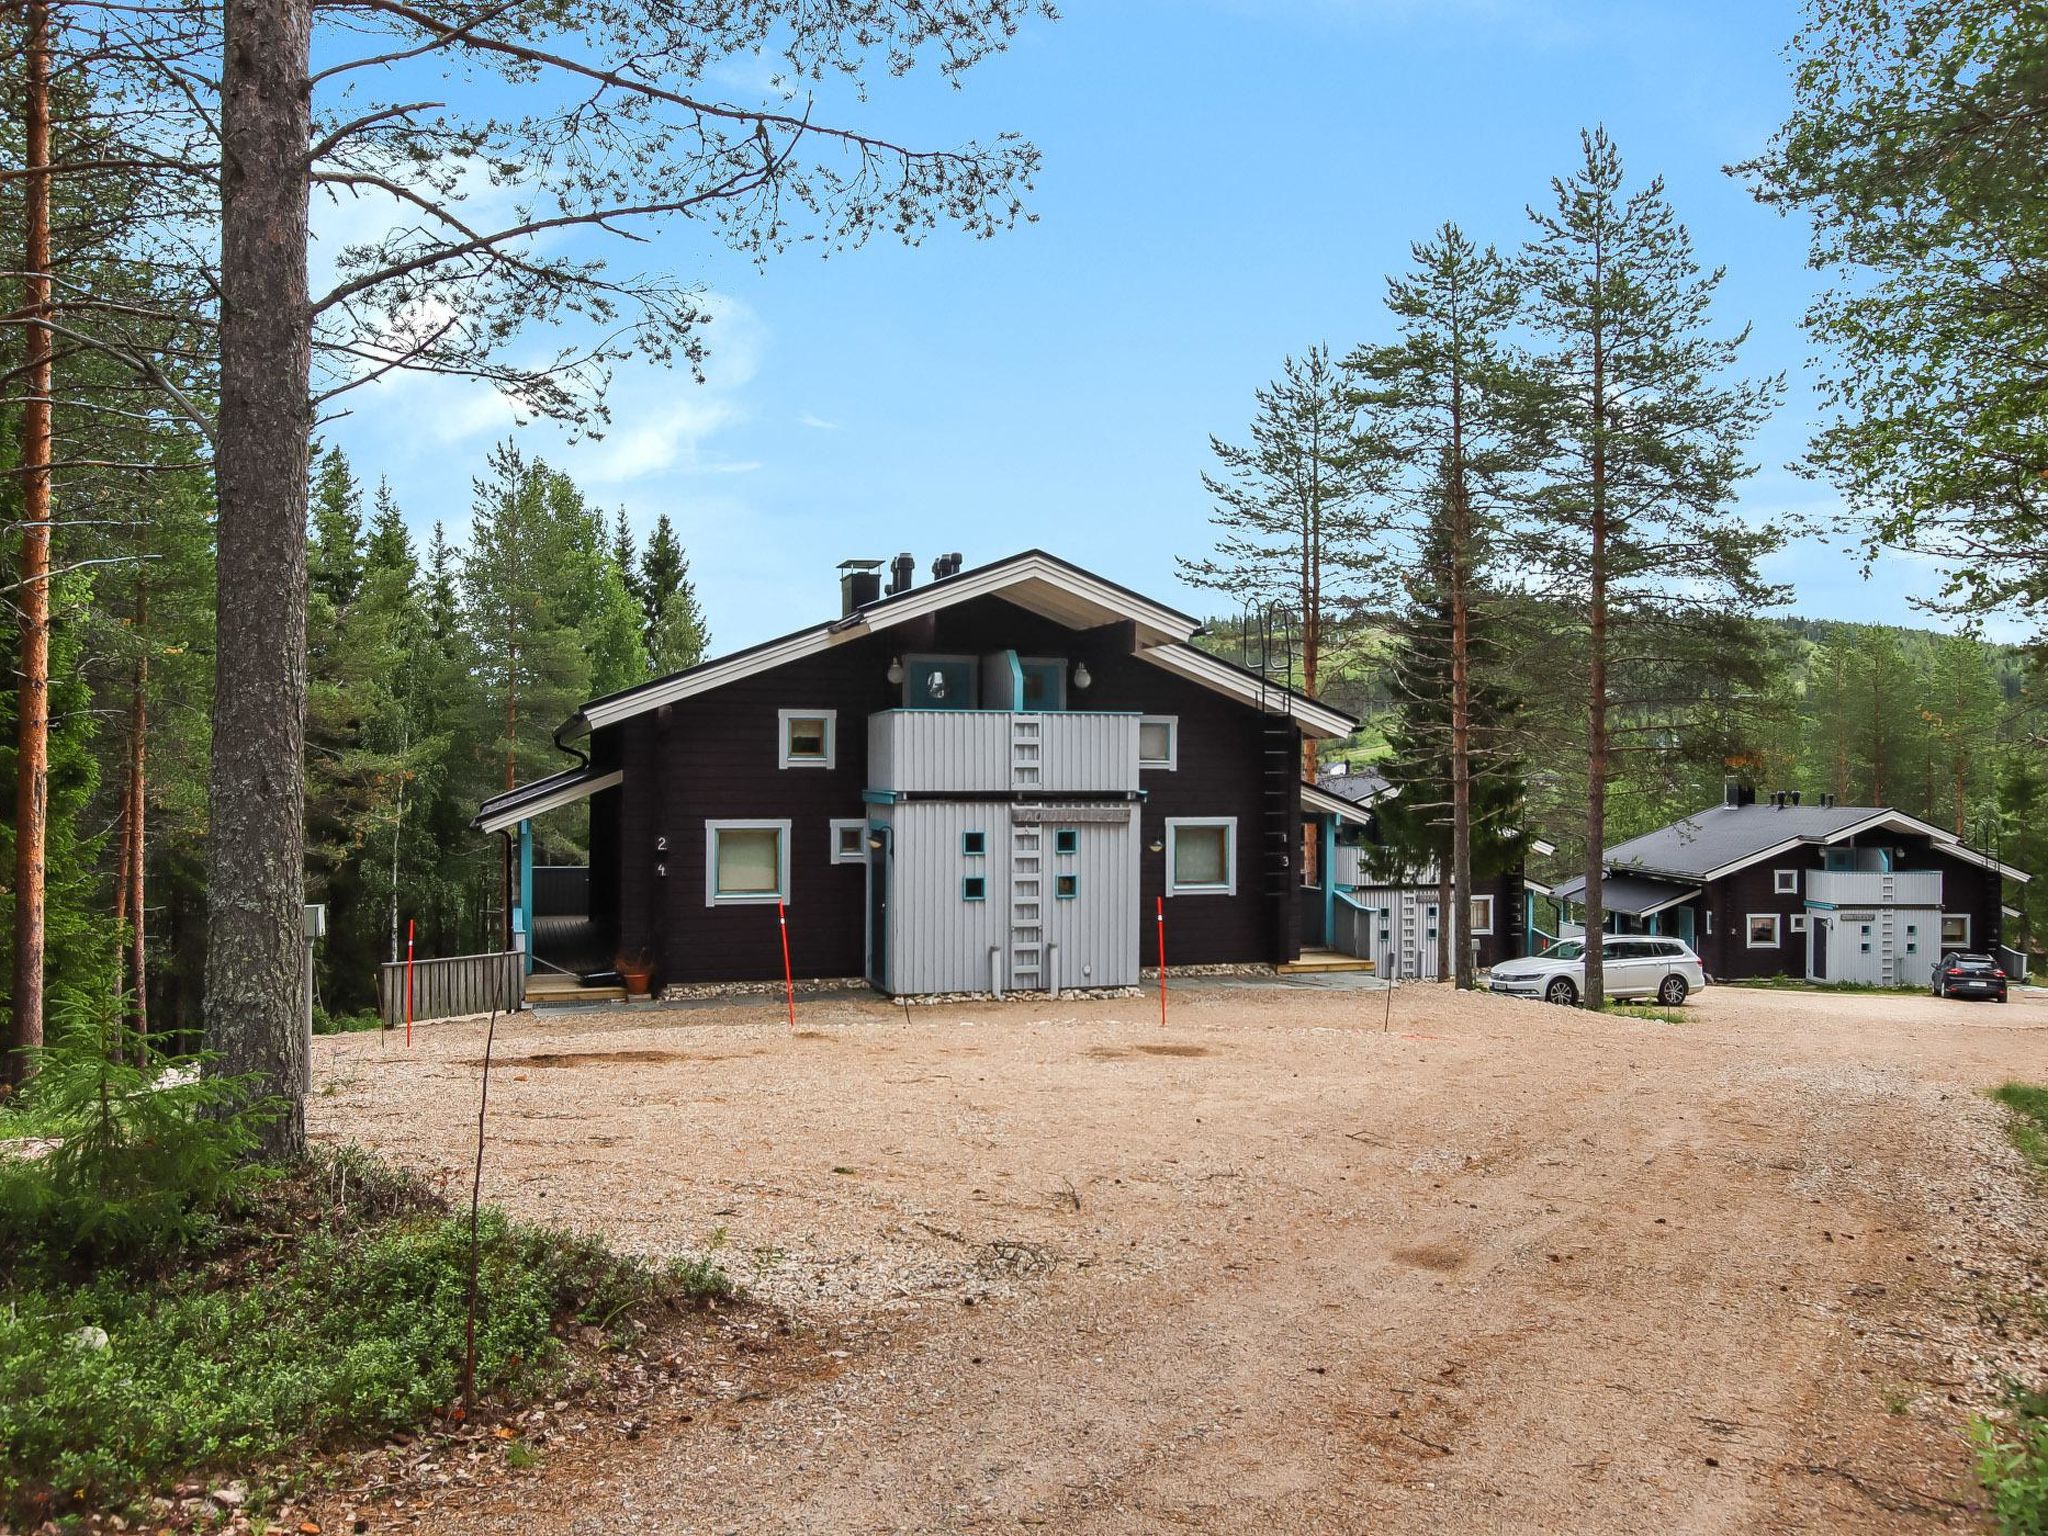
[1932,952,2009,1002]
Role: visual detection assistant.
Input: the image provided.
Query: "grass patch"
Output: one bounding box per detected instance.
[1991,1082,2048,1173]
[1724,976,1926,996]
[1602,1002,1687,1026]
[314,1006,384,1035]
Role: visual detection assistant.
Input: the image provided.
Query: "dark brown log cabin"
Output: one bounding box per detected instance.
[475,551,1361,996]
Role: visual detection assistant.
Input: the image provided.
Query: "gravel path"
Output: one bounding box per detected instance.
[309,980,2048,1533]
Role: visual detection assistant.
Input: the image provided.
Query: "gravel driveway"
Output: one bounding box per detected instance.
[309,979,2048,1534]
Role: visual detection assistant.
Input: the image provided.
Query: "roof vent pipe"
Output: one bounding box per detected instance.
[887,552,916,596]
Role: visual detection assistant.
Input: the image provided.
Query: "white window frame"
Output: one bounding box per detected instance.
[1940,912,1971,950]
[1788,912,1808,934]
[1745,912,1781,949]
[777,708,837,770]
[1469,894,1495,936]
[1138,715,1179,771]
[1773,868,1799,895]
[1165,816,1237,897]
[829,818,867,865]
[705,819,791,906]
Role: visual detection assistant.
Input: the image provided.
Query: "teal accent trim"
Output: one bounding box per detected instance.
[1320,813,1337,942]
[862,789,898,805]
[517,819,534,977]
[1055,872,1079,900]
[963,875,987,901]
[1007,651,1026,710]
[1055,828,1079,855]
[962,830,986,856]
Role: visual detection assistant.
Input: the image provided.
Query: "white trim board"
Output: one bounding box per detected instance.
[476,769,622,834]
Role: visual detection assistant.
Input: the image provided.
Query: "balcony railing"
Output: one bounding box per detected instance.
[867,710,1139,795]
[1804,868,1943,908]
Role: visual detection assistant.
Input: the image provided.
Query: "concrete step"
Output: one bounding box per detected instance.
[1279,949,1378,975]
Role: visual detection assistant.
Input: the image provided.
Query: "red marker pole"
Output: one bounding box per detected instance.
[405,919,415,1048]
[1156,896,1167,1027]
[778,900,796,1031]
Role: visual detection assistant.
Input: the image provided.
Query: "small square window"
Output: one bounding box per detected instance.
[962,830,987,857]
[1054,828,1078,855]
[1138,716,1177,770]
[1469,895,1495,935]
[1747,913,1780,948]
[1055,873,1079,900]
[778,709,836,769]
[1167,819,1235,895]
[1941,914,1971,948]
[706,821,789,905]
[1906,942,1917,954]
[1774,869,1799,895]
[1789,913,1808,934]
[963,876,987,901]
[830,819,867,864]
[1860,941,1872,953]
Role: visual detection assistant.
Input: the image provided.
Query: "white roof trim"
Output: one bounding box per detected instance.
[1301,783,1372,822]
[583,625,844,728]
[1138,643,1356,738]
[476,769,623,834]
[844,553,1197,646]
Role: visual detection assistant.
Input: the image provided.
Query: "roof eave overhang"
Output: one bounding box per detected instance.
[474,768,623,834]
[1138,643,1358,738]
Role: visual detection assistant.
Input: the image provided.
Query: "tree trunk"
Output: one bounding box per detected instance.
[1448,370,1475,992]
[8,0,54,1089]
[1583,335,1609,1011]
[126,582,149,1054]
[205,0,316,1159]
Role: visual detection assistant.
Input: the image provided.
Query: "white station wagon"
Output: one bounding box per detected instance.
[1489,935,1707,1007]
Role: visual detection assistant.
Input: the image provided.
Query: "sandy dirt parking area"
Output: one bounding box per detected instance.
[309,980,2047,1535]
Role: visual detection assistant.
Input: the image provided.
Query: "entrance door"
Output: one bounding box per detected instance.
[865,825,891,993]
[1810,918,1828,980]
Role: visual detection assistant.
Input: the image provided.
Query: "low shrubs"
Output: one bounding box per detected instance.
[0,1021,736,1522]
[1973,1393,2048,1536]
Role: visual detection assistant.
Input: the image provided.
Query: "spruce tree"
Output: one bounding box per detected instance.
[638,512,709,674]
[309,447,365,612]
[1519,129,1783,1007]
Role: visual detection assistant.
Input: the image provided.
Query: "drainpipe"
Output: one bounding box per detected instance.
[989,946,1004,1000]
[553,713,590,770]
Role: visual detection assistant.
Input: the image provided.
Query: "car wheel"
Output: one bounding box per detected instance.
[1545,976,1578,1007]
[1658,975,1689,1007]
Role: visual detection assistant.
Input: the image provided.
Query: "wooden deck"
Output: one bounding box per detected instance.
[1278,948,1376,975]
[524,970,629,1005]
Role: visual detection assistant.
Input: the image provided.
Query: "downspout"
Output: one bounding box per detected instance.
[553,713,591,770]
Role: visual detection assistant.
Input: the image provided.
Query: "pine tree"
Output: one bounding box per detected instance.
[365,479,414,576]
[1178,345,1392,772]
[1519,129,1784,1008]
[1347,225,1529,988]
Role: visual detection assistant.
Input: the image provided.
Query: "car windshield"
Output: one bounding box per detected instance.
[1541,941,1585,960]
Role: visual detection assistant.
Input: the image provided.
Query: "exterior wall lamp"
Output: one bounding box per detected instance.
[1072,661,1092,690]
[886,656,904,685]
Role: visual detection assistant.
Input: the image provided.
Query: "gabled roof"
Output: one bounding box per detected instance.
[1302,781,1376,823]
[574,549,1358,739]
[1600,802,2029,885]
[474,765,623,833]
[1312,767,1394,807]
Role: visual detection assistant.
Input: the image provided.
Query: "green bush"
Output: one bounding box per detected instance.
[1991,1082,2048,1173]
[314,1006,383,1035]
[0,1001,276,1268]
[1974,1404,2048,1535]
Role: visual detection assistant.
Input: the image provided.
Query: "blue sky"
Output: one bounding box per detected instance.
[320,0,1965,654]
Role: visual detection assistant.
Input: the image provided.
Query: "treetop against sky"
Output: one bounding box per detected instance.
[317,0,1974,655]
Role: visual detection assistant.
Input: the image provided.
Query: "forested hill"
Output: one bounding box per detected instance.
[1199,610,2043,932]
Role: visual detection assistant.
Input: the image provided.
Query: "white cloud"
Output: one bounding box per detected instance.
[800,413,842,431]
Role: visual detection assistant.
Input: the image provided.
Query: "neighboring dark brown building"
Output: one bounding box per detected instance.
[1553,781,2030,986]
[475,551,1359,996]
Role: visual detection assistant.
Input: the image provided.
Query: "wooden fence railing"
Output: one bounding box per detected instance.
[378,950,523,1029]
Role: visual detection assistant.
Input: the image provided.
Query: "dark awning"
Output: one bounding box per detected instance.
[473,765,623,834]
[1552,872,1700,918]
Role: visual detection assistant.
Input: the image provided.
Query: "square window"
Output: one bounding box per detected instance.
[1746,913,1780,948]
[706,821,788,905]
[1138,716,1178,770]
[1860,941,1871,953]
[1469,895,1495,935]
[1019,659,1066,712]
[1055,828,1079,856]
[1774,869,1799,895]
[1941,914,1971,948]
[963,830,987,857]
[1789,913,1808,934]
[778,709,836,769]
[830,819,867,864]
[1167,819,1235,895]
[1906,942,1917,954]
[963,876,987,902]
